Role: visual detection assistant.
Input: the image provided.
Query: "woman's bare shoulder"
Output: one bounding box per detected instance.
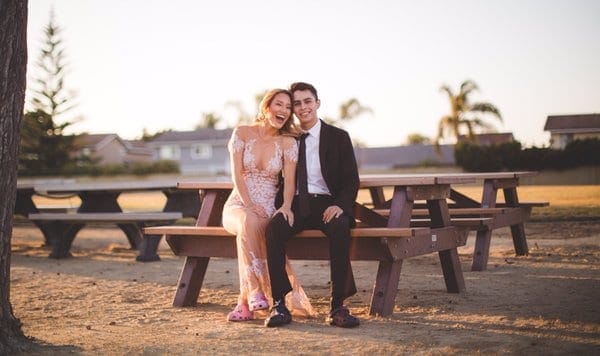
[234,125,257,138]
[280,135,298,146]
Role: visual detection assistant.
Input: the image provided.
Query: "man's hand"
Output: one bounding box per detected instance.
[323,205,343,224]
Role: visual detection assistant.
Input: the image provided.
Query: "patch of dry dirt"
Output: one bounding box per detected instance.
[9,221,600,354]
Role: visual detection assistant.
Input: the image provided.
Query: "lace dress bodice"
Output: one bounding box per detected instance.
[225,130,298,217]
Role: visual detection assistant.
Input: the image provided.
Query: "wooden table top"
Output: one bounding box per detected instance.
[31,179,181,194]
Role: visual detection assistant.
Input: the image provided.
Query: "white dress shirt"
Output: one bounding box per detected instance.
[304,119,331,195]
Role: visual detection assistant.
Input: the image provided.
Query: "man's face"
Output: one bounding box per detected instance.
[292,89,320,130]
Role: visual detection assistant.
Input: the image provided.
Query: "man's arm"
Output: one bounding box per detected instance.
[333,130,359,215]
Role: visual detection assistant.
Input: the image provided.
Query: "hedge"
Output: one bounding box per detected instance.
[454,138,600,172]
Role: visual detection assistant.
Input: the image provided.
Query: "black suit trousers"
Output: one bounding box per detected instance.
[266,195,357,303]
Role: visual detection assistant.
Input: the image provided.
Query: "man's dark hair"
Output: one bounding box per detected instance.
[289,82,318,101]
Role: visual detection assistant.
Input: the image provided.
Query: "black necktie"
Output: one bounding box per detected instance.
[297,133,310,217]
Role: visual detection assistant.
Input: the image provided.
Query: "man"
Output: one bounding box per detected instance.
[265,82,360,328]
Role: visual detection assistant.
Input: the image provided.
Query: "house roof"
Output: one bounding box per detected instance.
[123,140,153,156]
[457,132,514,145]
[75,133,121,151]
[544,114,600,132]
[75,134,152,156]
[150,128,233,143]
[355,144,455,168]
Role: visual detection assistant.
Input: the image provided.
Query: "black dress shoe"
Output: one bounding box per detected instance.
[264,301,292,327]
[326,306,360,328]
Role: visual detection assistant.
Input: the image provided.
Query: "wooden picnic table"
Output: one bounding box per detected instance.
[149,174,475,316]
[364,172,548,271]
[16,179,200,260]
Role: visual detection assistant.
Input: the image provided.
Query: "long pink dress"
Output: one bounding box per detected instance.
[221,127,316,317]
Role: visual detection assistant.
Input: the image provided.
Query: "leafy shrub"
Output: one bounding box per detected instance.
[454,138,600,172]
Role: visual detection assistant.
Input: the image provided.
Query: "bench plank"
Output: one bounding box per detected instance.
[496,201,549,208]
[28,212,182,260]
[374,208,507,217]
[28,212,182,222]
[411,217,494,229]
[143,226,430,238]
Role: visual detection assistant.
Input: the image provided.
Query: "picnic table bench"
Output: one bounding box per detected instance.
[365,172,549,271]
[17,180,199,260]
[144,175,475,317]
[29,212,182,259]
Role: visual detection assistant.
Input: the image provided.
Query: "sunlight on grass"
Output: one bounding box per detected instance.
[33,185,599,220]
[357,185,600,220]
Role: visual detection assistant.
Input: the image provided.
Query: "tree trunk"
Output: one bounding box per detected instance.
[0,0,30,353]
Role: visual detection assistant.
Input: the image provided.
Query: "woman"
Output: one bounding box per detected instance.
[222,88,316,321]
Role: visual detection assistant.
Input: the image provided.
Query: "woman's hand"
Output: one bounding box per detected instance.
[249,203,269,218]
[275,206,295,227]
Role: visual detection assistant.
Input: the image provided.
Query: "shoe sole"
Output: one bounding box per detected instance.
[265,317,291,327]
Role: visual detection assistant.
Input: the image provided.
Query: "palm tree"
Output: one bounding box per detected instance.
[323,97,373,126]
[435,80,502,145]
[196,112,222,129]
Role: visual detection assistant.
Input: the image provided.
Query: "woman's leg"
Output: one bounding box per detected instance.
[222,207,270,306]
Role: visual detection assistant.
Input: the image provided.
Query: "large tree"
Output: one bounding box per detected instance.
[0,0,31,353]
[435,79,502,145]
[28,9,77,117]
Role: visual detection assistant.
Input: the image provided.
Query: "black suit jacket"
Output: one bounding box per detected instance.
[276,120,359,225]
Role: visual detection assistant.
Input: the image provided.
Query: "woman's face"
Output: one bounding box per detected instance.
[264,92,292,130]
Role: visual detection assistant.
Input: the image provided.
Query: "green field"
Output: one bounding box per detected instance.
[31,185,600,221]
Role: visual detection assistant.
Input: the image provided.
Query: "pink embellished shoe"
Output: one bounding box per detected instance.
[227,304,254,322]
[248,292,269,312]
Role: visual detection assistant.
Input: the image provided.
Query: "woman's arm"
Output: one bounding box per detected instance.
[228,127,254,208]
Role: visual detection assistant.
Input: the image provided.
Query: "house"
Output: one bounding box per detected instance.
[145,128,233,175]
[355,144,455,171]
[544,114,600,149]
[74,133,153,165]
[457,132,515,146]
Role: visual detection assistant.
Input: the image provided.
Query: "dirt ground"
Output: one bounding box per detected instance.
[8,220,600,355]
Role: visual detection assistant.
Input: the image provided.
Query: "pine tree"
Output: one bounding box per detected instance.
[20,9,79,175]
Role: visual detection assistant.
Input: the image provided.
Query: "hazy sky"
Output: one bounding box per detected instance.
[26,0,600,147]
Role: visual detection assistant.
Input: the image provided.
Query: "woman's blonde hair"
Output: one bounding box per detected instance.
[256,88,300,137]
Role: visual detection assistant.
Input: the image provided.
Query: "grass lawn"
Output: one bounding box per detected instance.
[31,184,600,221]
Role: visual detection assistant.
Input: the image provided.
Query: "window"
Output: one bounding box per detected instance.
[159,145,181,160]
[191,144,212,159]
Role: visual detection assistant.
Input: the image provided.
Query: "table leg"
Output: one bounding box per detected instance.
[504,187,529,256]
[369,260,403,316]
[427,198,466,293]
[32,221,61,246]
[173,256,210,307]
[369,187,388,208]
[78,192,122,212]
[438,249,466,293]
[117,223,143,249]
[49,223,85,259]
[15,188,37,216]
[136,233,162,262]
[170,189,228,307]
[471,180,498,271]
[163,189,201,218]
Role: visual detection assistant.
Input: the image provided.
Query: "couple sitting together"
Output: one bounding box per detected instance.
[221,82,360,328]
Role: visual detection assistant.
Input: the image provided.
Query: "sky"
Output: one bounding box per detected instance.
[26,0,600,147]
